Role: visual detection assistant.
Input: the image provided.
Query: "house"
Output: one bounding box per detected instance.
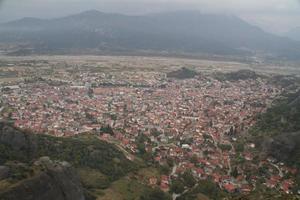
[149,177,158,186]
[281,179,294,194]
[194,168,204,178]
[160,175,170,192]
[160,182,169,192]
[240,184,252,193]
[223,183,237,193]
[182,144,191,149]
[161,175,169,184]
[244,152,253,161]
[265,179,277,189]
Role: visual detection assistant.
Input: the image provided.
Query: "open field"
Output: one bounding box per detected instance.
[0,55,299,78]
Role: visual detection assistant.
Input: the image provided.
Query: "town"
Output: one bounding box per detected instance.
[0,58,298,197]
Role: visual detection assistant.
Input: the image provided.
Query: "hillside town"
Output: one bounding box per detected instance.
[0,65,298,196]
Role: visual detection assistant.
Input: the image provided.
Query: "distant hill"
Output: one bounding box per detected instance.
[1,10,300,59]
[214,69,259,82]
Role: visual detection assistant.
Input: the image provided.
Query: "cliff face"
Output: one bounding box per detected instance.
[0,123,87,200]
[0,121,36,151]
[0,121,135,179]
[0,122,87,200]
[0,157,85,200]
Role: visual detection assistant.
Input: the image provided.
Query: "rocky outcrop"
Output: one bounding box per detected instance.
[0,121,135,180]
[0,166,9,180]
[0,121,37,152]
[0,157,85,200]
[0,121,134,200]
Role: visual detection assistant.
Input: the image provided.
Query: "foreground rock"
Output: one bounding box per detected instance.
[0,166,9,180]
[0,157,85,200]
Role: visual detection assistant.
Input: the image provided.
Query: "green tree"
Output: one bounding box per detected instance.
[100,125,114,135]
[159,164,171,175]
[231,167,238,178]
[137,142,146,155]
[235,142,244,152]
[171,180,185,194]
[140,188,171,200]
[181,170,196,188]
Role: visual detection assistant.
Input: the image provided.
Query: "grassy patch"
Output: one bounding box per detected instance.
[0,180,12,191]
[97,177,148,200]
[137,167,160,183]
[78,167,110,190]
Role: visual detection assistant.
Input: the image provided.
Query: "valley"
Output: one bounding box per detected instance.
[0,56,300,199]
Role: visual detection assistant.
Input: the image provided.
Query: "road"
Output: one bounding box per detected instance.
[227,142,235,175]
[0,107,4,118]
[171,164,178,176]
[172,183,199,200]
[270,163,283,177]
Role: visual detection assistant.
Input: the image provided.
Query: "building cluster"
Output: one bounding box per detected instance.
[0,71,297,195]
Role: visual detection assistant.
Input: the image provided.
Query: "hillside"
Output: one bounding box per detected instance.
[1,10,300,59]
[249,90,300,186]
[0,121,136,180]
[214,70,260,82]
[167,67,198,79]
[0,121,144,200]
[252,90,300,135]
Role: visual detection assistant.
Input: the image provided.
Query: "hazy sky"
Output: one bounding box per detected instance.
[0,0,300,34]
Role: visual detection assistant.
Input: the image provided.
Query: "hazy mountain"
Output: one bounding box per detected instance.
[286,27,300,41]
[1,10,300,59]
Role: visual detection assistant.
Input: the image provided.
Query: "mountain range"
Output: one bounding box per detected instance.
[0,10,300,59]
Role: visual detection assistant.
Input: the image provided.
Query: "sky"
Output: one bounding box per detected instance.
[0,0,300,34]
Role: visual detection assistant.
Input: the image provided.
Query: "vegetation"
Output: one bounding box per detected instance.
[170,179,185,194]
[251,90,300,135]
[214,70,259,82]
[100,125,114,135]
[167,67,198,79]
[141,187,172,200]
[178,179,228,200]
[78,167,110,189]
[248,90,300,189]
[181,170,197,188]
[0,126,138,181]
[218,143,232,151]
[0,123,171,200]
